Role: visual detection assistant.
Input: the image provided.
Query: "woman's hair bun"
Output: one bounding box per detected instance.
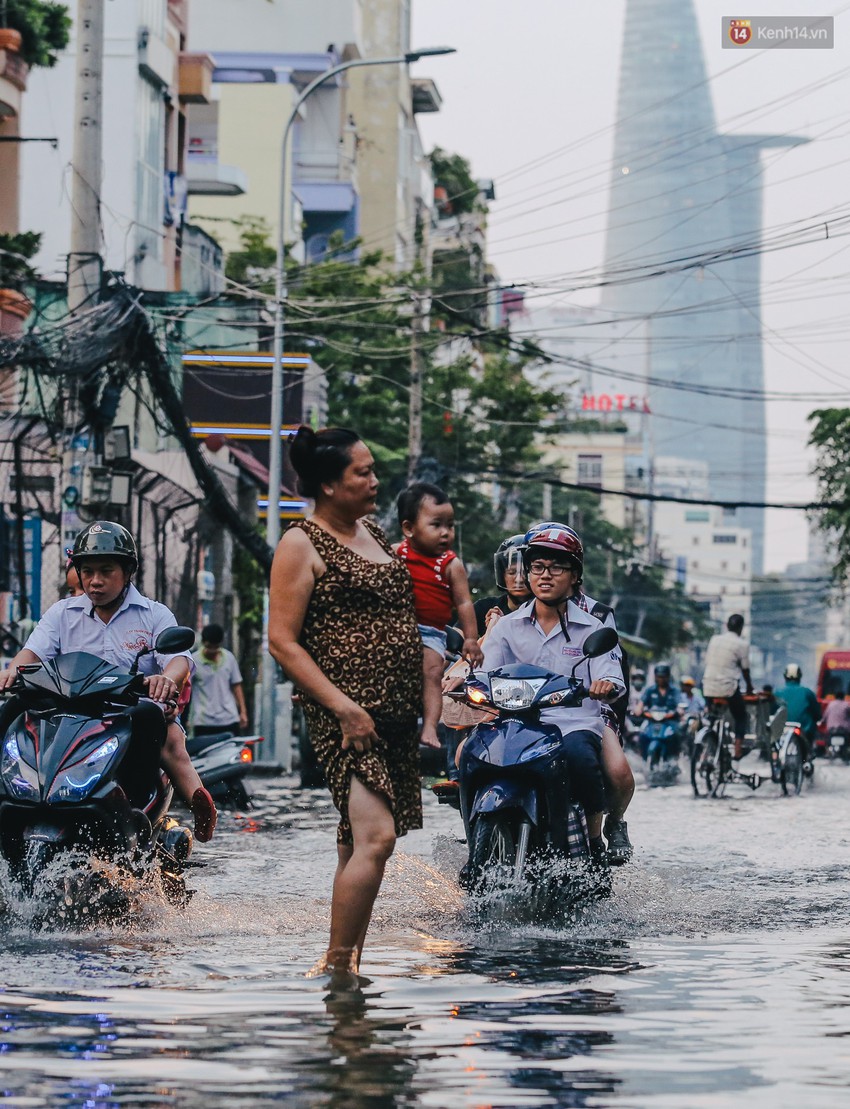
[289,425,317,479]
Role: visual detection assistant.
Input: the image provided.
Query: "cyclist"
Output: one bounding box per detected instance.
[774,663,820,766]
[702,614,753,760]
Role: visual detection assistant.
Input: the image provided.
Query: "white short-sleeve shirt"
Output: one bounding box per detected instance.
[481,599,625,737]
[24,583,192,676]
[702,630,750,697]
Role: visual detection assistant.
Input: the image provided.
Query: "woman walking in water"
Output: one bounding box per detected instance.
[269,426,423,976]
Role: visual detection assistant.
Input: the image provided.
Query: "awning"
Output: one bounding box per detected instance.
[293,181,357,213]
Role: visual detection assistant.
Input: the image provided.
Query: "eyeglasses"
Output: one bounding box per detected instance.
[528,561,572,578]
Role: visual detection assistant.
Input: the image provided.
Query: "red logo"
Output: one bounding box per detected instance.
[729,19,752,45]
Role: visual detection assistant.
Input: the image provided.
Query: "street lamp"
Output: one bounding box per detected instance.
[260,46,456,756]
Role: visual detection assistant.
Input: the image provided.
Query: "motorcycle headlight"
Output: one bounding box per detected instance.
[489,676,547,710]
[1,735,40,801]
[47,736,119,803]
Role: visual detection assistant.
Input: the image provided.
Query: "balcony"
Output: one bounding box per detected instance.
[411,77,442,114]
[178,52,214,105]
[186,159,247,196]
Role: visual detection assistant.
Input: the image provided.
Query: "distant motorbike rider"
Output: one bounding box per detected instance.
[0,521,217,841]
[637,664,681,760]
[774,663,821,765]
[679,675,706,717]
[472,533,532,636]
[481,522,626,864]
[628,668,647,715]
[702,613,753,760]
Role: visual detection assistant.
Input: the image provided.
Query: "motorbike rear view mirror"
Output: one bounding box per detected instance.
[130,626,196,675]
[582,627,619,659]
[445,625,465,658]
[155,627,196,655]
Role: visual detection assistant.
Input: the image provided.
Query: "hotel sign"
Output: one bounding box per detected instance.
[581,394,651,414]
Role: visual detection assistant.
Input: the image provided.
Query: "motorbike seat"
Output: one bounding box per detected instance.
[186,732,233,757]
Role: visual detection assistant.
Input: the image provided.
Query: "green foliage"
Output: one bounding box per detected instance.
[429,147,480,216]
[3,0,70,68]
[224,216,276,287]
[808,408,850,582]
[0,230,41,288]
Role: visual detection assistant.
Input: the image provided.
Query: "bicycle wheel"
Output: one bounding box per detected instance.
[691,730,720,797]
[781,735,804,796]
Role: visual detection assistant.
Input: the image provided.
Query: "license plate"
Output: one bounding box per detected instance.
[831,736,845,748]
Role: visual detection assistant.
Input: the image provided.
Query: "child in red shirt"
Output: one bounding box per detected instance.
[396,483,483,750]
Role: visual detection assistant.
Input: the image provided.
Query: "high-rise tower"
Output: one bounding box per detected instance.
[602,0,797,573]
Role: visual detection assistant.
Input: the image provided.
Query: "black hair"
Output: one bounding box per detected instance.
[396,481,450,528]
[202,624,224,645]
[727,613,745,634]
[288,425,361,499]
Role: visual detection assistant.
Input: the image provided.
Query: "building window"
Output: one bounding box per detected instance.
[713,534,737,544]
[721,561,727,570]
[685,510,710,522]
[136,76,165,265]
[692,536,699,545]
[577,453,603,489]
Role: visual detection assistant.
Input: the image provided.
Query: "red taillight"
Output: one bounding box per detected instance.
[240,746,253,763]
[793,727,802,737]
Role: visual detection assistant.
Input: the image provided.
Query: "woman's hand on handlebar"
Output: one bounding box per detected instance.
[335,699,379,754]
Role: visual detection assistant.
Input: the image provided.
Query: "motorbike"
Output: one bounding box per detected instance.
[639,708,682,785]
[433,626,619,916]
[825,727,850,763]
[185,730,264,807]
[0,626,197,921]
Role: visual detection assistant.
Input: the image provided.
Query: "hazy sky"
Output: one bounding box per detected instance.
[412,0,850,572]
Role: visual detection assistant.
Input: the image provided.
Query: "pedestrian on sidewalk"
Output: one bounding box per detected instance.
[191,624,248,737]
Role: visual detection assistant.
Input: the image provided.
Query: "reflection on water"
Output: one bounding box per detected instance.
[4,765,850,1105]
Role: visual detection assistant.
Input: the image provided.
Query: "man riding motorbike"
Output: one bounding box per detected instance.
[774,663,820,767]
[637,664,681,761]
[480,522,625,864]
[0,521,216,841]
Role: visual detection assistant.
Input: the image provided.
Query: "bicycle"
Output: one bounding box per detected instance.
[690,693,802,798]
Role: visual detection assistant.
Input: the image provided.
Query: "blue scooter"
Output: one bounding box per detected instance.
[434,626,618,911]
[639,708,682,785]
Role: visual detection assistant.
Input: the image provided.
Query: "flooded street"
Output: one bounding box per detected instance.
[5,759,850,1108]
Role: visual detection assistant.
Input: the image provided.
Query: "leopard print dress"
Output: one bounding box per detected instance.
[294,518,424,845]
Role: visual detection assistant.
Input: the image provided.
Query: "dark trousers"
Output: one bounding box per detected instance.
[708,691,748,739]
[194,722,238,737]
[560,728,606,815]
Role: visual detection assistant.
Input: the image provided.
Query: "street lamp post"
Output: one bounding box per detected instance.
[260,46,456,759]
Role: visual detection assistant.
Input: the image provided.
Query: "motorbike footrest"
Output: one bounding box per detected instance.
[431,780,461,809]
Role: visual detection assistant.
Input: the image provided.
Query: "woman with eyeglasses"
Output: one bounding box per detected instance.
[480,522,626,866]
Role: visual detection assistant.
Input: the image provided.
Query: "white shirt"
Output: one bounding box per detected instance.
[702,631,750,697]
[481,599,625,737]
[191,647,243,727]
[25,584,192,677]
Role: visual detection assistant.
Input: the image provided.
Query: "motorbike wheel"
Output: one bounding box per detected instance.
[468,813,517,891]
[781,736,804,796]
[690,731,720,798]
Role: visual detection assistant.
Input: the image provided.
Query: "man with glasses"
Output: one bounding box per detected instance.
[481,522,626,865]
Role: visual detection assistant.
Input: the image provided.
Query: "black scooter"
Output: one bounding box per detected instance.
[434,626,619,914]
[0,627,196,921]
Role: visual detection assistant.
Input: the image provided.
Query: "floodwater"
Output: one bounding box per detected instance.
[4,757,850,1108]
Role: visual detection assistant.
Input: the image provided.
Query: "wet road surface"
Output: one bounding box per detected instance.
[4,756,850,1107]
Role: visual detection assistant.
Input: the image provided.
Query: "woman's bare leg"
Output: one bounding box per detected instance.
[326,776,396,972]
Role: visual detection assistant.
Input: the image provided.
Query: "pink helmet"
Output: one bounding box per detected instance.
[522,521,584,579]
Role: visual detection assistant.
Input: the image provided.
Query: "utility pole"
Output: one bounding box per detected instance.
[408,207,426,480]
[408,288,423,480]
[68,0,104,313]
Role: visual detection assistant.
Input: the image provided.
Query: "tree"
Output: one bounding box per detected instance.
[3,0,70,68]
[429,147,480,216]
[808,408,850,581]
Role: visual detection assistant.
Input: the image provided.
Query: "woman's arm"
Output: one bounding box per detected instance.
[269,527,379,752]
